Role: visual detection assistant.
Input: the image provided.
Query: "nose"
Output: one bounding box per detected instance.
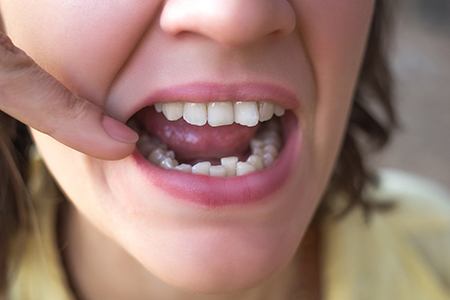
[160,0,296,47]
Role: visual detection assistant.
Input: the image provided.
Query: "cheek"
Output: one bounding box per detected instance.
[0,1,162,103]
[293,0,374,183]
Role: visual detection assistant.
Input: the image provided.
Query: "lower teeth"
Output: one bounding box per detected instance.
[136,120,282,177]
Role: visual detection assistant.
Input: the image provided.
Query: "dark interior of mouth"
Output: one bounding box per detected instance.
[131,106,283,165]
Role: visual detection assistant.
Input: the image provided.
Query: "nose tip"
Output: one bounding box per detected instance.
[160,0,296,47]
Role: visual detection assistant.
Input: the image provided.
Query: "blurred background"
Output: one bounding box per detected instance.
[374,0,450,188]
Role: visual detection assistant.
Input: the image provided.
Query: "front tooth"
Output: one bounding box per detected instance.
[234,102,259,127]
[236,162,256,176]
[274,105,285,117]
[183,103,207,126]
[162,102,184,121]
[209,165,227,177]
[221,156,238,176]
[259,102,275,122]
[208,102,234,127]
[192,161,211,175]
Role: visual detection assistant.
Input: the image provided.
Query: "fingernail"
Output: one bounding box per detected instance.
[102,115,139,144]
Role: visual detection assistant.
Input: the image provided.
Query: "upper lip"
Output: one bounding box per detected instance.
[121,81,300,123]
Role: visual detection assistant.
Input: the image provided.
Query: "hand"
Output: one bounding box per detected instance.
[0,32,138,160]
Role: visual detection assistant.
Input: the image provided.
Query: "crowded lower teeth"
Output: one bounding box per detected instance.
[136,120,283,177]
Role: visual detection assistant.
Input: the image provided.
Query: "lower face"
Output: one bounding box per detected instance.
[1,0,374,293]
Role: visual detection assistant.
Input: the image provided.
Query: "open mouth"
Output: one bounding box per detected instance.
[121,82,301,207]
[129,101,286,177]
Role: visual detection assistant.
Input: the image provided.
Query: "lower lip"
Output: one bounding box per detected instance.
[130,112,301,208]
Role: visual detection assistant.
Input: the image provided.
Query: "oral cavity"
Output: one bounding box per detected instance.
[134,101,285,177]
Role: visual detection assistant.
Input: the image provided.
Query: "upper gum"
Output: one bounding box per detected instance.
[154,101,286,109]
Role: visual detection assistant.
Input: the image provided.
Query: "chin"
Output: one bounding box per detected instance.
[116,200,307,294]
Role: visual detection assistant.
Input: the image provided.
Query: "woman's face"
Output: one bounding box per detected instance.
[1,0,374,293]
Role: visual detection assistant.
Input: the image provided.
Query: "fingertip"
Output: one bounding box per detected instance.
[95,144,137,161]
[102,115,139,144]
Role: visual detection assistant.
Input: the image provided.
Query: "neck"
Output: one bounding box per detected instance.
[58,201,321,300]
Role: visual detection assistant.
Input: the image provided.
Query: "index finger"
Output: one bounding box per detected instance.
[0,32,139,160]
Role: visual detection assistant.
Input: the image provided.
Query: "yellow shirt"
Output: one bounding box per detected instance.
[7,155,450,299]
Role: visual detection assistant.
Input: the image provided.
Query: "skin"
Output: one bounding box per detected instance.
[0,1,375,299]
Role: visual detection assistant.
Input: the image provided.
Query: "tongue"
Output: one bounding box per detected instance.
[137,107,259,161]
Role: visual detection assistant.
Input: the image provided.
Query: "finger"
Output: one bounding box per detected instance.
[0,32,138,160]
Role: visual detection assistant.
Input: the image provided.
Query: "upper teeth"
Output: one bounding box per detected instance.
[154,101,285,127]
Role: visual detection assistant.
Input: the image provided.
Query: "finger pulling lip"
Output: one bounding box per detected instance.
[130,111,301,208]
[121,81,300,123]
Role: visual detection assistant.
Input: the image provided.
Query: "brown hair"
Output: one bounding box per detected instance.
[0,0,397,295]
[318,0,398,221]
